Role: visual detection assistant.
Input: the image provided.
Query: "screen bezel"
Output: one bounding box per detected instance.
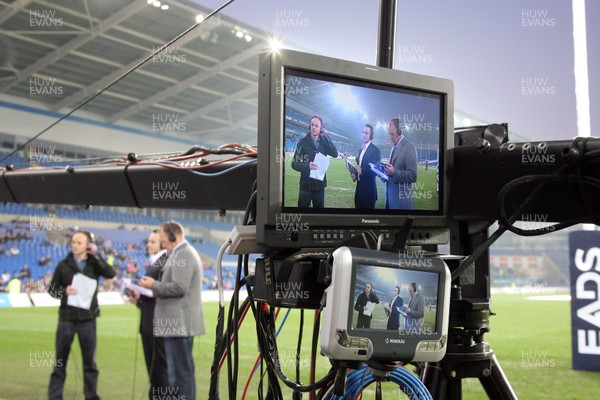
[320,246,449,363]
[257,48,454,246]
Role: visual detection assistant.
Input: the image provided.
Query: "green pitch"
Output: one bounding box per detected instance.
[352,303,436,331]
[0,294,598,399]
[284,156,438,209]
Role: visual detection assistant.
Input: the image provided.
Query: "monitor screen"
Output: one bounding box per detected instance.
[282,69,443,214]
[350,263,440,335]
[257,49,454,248]
[319,246,450,362]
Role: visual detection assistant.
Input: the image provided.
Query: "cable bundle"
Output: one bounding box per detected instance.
[323,364,432,400]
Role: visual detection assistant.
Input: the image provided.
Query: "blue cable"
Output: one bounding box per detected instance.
[324,364,432,400]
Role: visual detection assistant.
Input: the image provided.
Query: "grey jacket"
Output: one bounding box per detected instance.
[152,241,205,337]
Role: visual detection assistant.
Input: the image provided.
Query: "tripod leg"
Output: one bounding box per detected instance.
[478,355,518,400]
[422,362,446,399]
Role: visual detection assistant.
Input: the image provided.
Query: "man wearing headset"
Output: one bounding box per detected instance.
[129,229,169,399]
[48,230,116,400]
[351,124,381,209]
[140,221,204,400]
[291,115,339,208]
[385,117,418,209]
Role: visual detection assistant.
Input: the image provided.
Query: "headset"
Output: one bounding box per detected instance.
[74,230,95,250]
[164,221,178,243]
[389,117,402,138]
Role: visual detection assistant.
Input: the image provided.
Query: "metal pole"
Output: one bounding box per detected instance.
[376,0,398,68]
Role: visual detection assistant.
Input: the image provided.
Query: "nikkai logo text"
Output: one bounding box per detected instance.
[385,338,405,344]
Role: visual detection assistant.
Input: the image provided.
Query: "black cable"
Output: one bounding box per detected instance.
[310,310,322,399]
[293,309,304,400]
[453,138,600,279]
[258,307,336,393]
[497,138,600,236]
[176,144,257,158]
[255,304,282,399]
[497,174,590,236]
[226,271,245,400]
[209,305,226,400]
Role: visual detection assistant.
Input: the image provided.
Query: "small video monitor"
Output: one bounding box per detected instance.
[321,246,450,363]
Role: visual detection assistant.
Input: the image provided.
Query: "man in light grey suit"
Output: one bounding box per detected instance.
[404,282,425,333]
[385,117,418,209]
[140,221,204,400]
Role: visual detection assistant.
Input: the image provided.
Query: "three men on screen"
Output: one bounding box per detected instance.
[354,282,426,332]
[292,115,339,208]
[352,124,381,209]
[291,115,419,209]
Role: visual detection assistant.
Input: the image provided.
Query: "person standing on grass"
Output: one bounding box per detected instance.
[48,231,116,400]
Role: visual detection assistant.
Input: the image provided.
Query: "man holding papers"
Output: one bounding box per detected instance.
[291,115,338,208]
[129,229,169,399]
[48,230,116,400]
[353,282,380,329]
[351,124,381,209]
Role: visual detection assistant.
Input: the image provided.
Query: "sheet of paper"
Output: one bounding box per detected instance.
[345,158,357,175]
[124,278,154,298]
[309,152,330,181]
[67,273,98,310]
[369,162,389,182]
[363,301,375,316]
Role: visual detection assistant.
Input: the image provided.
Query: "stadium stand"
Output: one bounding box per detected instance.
[0,205,246,295]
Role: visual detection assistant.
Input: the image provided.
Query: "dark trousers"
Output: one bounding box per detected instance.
[356,314,372,329]
[141,332,169,400]
[163,337,195,400]
[298,189,325,208]
[48,319,99,400]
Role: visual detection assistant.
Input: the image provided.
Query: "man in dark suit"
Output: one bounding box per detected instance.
[291,115,338,208]
[129,229,169,399]
[386,285,404,330]
[353,282,380,329]
[404,282,425,333]
[351,124,381,209]
[140,221,205,400]
[48,231,116,400]
[385,117,418,209]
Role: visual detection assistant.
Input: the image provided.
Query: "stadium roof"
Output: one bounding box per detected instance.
[0,0,272,147]
[0,0,527,151]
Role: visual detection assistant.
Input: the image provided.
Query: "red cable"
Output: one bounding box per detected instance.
[241,305,282,400]
[217,300,251,371]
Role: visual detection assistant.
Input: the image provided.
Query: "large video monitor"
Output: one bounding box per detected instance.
[257,49,454,248]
